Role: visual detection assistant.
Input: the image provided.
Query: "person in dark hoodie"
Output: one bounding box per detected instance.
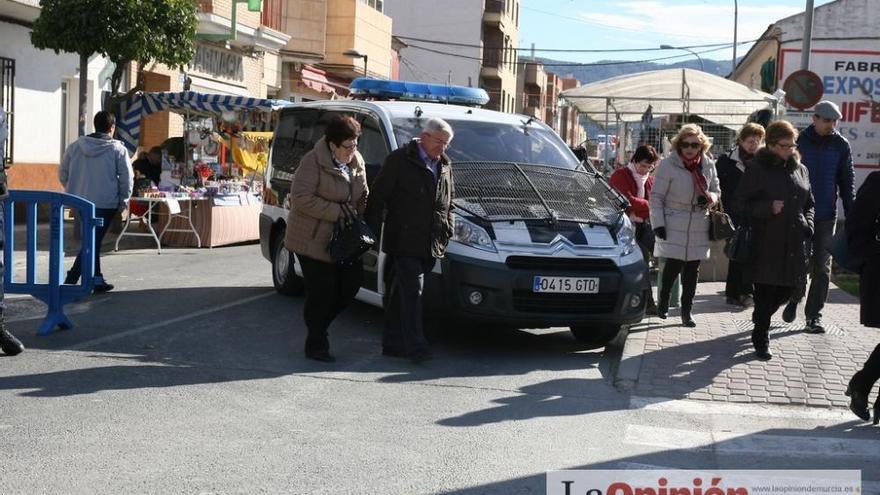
[59,111,134,293]
[365,118,454,364]
[781,100,855,333]
[716,122,765,308]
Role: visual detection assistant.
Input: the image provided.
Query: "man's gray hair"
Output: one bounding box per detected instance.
[421,118,454,138]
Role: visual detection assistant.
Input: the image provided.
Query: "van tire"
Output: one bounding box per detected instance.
[569,324,621,346]
[272,227,304,296]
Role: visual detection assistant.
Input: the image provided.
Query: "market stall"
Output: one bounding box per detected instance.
[115,91,291,249]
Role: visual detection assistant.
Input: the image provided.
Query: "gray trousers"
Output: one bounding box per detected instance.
[791,219,835,320]
[383,256,434,354]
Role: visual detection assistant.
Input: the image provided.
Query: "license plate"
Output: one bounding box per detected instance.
[533,276,600,294]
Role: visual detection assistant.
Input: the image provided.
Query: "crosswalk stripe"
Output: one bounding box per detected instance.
[624,424,880,458]
[631,396,855,421]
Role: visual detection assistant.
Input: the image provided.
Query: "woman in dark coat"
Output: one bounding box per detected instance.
[735,120,815,361]
[716,123,765,307]
[845,170,880,424]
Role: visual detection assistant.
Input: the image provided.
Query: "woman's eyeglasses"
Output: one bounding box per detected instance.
[680,141,702,149]
[338,140,358,150]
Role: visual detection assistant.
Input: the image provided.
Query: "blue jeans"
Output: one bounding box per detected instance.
[66,208,119,283]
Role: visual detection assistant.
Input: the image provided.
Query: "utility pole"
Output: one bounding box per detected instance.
[800,0,815,70]
[732,0,738,77]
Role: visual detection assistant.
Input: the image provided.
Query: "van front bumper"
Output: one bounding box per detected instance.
[424,252,648,328]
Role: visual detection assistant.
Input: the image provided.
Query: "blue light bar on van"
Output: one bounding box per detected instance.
[349,78,490,106]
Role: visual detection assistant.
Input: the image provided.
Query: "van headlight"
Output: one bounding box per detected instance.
[615,214,637,256]
[453,213,496,252]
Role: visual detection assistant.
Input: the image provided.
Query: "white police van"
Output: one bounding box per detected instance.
[259,79,648,345]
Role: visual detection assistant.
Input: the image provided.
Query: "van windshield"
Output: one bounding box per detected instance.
[392,118,581,170]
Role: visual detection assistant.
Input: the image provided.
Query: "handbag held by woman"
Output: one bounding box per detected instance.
[708,201,736,241]
[328,202,375,263]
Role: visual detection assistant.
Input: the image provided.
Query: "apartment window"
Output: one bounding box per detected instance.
[261,0,283,30]
[360,0,383,12]
[0,56,13,165]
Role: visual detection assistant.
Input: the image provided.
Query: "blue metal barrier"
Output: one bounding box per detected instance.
[3,190,102,335]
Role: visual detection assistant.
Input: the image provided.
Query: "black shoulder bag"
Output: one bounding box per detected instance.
[724,218,753,263]
[328,175,376,264]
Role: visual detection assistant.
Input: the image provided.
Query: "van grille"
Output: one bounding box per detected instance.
[505,256,617,272]
[512,291,618,314]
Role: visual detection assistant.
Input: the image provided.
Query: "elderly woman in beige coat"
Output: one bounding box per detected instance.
[285,115,368,362]
[649,124,721,327]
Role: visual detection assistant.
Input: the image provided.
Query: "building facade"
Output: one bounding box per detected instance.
[275,0,394,102]
[732,0,880,187]
[0,0,290,189]
[384,0,520,113]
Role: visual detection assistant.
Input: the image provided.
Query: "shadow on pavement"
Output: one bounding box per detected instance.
[0,286,620,402]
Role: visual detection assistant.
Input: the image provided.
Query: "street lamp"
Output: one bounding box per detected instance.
[660,44,704,72]
[343,49,369,77]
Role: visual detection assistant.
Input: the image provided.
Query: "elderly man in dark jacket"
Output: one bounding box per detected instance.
[736,120,815,361]
[366,118,455,363]
[782,101,855,333]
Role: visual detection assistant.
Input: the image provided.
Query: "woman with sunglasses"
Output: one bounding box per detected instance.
[610,144,659,313]
[285,115,368,362]
[735,120,814,361]
[649,124,721,327]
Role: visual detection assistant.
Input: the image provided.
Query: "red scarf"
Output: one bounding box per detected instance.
[680,152,710,201]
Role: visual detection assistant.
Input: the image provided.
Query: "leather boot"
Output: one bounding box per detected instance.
[845,377,871,422]
[681,307,696,327]
[751,325,771,361]
[0,324,24,356]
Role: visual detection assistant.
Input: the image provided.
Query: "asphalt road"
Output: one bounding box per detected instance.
[1,243,877,494]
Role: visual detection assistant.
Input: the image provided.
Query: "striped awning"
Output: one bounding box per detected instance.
[117,91,293,154]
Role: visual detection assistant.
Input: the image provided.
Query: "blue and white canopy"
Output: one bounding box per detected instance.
[117,91,293,154]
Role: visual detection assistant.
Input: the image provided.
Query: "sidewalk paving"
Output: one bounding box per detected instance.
[619,281,878,409]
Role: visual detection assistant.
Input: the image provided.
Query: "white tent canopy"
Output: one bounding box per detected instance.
[560,68,777,128]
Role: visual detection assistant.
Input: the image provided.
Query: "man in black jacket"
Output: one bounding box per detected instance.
[366,118,455,363]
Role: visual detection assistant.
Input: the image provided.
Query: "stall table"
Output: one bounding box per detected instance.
[157,193,261,248]
[115,196,207,254]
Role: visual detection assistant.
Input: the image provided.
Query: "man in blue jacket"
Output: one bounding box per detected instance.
[782,100,855,333]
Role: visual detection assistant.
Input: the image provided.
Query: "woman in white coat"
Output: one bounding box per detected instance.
[649,124,721,327]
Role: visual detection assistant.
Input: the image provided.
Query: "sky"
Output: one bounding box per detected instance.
[517,0,836,66]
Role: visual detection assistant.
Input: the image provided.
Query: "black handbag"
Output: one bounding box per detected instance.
[708,201,736,241]
[327,180,375,264]
[724,223,753,263]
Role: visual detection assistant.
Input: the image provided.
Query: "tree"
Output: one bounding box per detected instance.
[31,0,198,137]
